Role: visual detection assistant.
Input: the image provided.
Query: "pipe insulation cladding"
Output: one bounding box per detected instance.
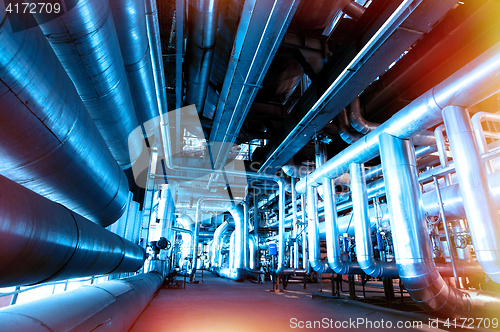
[0,5,129,227]
[0,273,163,332]
[0,174,145,288]
[109,0,160,137]
[29,0,143,169]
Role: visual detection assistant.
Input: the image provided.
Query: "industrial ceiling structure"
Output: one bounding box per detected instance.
[1,0,500,329]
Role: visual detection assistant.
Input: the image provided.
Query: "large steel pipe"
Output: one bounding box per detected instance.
[443,106,500,284]
[212,221,230,269]
[110,0,160,136]
[0,7,129,226]
[307,185,332,273]
[350,163,398,277]
[219,204,247,281]
[32,0,143,169]
[348,97,435,146]
[0,174,145,287]
[380,133,470,318]
[186,0,218,115]
[296,41,500,194]
[322,178,359,274]
[0,273,162,332]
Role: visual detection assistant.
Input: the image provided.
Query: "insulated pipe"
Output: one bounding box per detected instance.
[364,145,437,182]
[296,41,500,194]
[291,178,300,270]
[146,0,173,157]
[348,97,436,146]
[301,194,309,271]
[249,234,258,271]
[31,0,143,169]
[0,174,145,288]
[110,0,160,137]
[186,0,219,114]
[282,160,315,178]
[0,273,162,332]
[307,185,333,273]
[471,112,500,173]
[379,133,471,318]
[220,204,247,281]
[443,106,500,284]
[338,108,363,144]
[350,163,398,277]
[212,221,229,269]
[177,214,195,260]
[0,8,128,227]
[323,178,360,274]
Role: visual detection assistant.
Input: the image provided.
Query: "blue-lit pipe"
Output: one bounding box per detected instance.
[0,273,162,332]
[110,0,160,137]
[31,0,143,169]
[0,7,129,226]
[0,174,145,287]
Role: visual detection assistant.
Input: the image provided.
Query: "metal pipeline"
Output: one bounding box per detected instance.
[0,174,145,287]
[282,160,315,178]
[110,0,160,137]
[291,178,300,269]
[145,0,172,156]
[296,41,500,194]
[364,145,438,182]
[380,133,471,318]
[0,8,129,227]
[338,108,363,144]
[177,214,195,260]
[301,194,309,271]
[307,185,332,273]
[443,106,500,284]
[219,203,247,281]
[186,0,219,115]
[471,112,500,173]
[350,163,398,277]
[0,273,162,332]
[322,178,361,274]
[212,221,230,269]
[348,97,436,146]
[31,0,143,169]
[249,234,259,271]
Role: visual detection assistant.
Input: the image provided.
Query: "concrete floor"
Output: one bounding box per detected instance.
[129,272,449,332]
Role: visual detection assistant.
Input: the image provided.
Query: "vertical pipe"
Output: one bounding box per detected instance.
[291,178,299,269]
[443,106,500,283]
[307,185,332,273]
[323,177,358,274]
[350,163,397,277]
[301,194,309,271]
[379,132,470,317]
[185,0,219,115]
[432,176,459,286]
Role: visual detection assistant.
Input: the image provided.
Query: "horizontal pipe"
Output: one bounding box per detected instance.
[32,0,143,169]
[110,0,160,136]
[296,41,500,194]
[0,174,145,287]
[0,8,129,226]
[186,0,219,114]
[0,273,162,332]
